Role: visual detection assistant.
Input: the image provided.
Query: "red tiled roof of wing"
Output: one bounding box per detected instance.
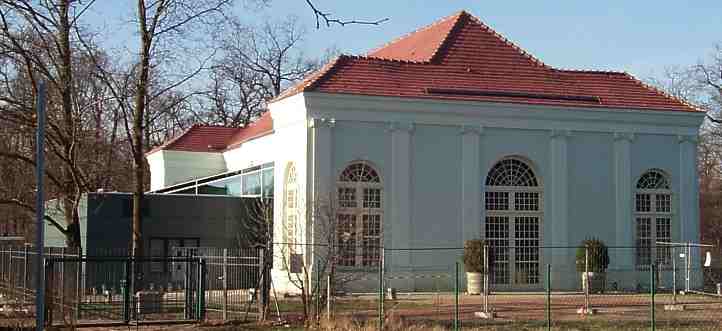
[225,111,274,150]
[272,11,699,113]
[146,112,274,154]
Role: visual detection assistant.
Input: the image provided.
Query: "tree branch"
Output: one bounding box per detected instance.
[304,0,388,29]
[0,198,68,234]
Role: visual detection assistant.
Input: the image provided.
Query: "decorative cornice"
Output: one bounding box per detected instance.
[309,117,336,128]
[550,129,572,139]
[613,132,635,142]
[386,121,415,133]
[459,125,484,136]
[677,134,698,144]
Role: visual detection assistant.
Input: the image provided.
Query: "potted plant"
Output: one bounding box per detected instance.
[463,239,490,295]
[576,238,610,294]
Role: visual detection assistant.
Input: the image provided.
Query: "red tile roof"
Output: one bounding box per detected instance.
[147,112,273,154]
[274,11,699,113]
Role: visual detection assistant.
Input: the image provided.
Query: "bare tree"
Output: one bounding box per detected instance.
[273,194,368,325]
[0,0,103,249]
[694,45,722,124]
[196,15,322,127]
[239,197,274,321]
[649,59,722,249]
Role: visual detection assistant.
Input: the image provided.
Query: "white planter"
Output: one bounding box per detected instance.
[466,272,483,295]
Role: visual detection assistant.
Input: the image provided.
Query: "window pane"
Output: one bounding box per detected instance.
[337,214,356,267]
[363,188,382,208]
[262,168,274,198]
[655,194,671,213]
[636,217,651,267]
[201,176,242,196]
[485,216,510,285]
[656,218,671,265]
[338,187,357,208]
[286,215,297,254]
[635,193,651,212]
[243,172,262,195]
[362,214,381,267]
[485,192,509,211]
[514,192,539,211]
[514,217,539,284]
[286,189,296,209]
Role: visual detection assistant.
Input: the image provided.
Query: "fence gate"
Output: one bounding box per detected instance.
[44,256,205,325]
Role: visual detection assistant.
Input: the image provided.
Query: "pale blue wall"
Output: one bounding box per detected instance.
[567,133,616,245]
[410,125,462,271]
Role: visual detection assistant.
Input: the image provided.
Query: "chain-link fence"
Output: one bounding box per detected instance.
[266,243,722,330]
[0,246,263,327]
[3,243,720,329]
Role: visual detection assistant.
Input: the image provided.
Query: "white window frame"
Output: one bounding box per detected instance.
[284,163,301,272]
[336,162,383,270]
[635,180,674,269]
[484,157,543,287]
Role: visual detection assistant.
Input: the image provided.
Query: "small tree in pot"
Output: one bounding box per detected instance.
[576,238,610,293]
[463,239,490,295]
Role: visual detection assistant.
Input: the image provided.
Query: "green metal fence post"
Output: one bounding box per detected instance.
[454,262,459,331]
[184,260,192,320]
[651,263,655,331]
[546,264,551,331]
[196,259,206,321]
[122,259,131,323]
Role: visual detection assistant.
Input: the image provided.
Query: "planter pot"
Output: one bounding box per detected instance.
[581,272,607,294]
[467,272,483,295]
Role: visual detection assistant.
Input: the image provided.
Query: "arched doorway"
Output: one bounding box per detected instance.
[484,157,543,287]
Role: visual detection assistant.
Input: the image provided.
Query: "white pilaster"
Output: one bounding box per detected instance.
[613,132,634,269]
[388,122,414,271]
[677,135,698,244]
[460,125,482,244]
[549,129,570,287]
[309,117,335,268]
[550,129,570,247]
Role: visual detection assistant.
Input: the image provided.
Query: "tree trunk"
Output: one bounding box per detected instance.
[132,0,151,289]
[58,0,82,250]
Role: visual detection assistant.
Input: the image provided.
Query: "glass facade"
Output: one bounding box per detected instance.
[161,162,274,198]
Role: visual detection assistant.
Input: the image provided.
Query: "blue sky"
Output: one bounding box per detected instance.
[84,1,722,79]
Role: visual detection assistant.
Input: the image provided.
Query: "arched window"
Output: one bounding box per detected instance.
[337,162,383,268]
[284,164,299,257]
[484,157,542,286]
[635,169,672,268]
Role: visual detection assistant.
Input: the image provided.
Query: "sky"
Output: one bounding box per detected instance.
[83,1,722,80]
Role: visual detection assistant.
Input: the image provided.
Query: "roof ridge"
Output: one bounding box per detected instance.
[621,72,703,112]
[428,11,468,63]
[554,68,627,75]
[365,10,465,61]
[464,14,550,69]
